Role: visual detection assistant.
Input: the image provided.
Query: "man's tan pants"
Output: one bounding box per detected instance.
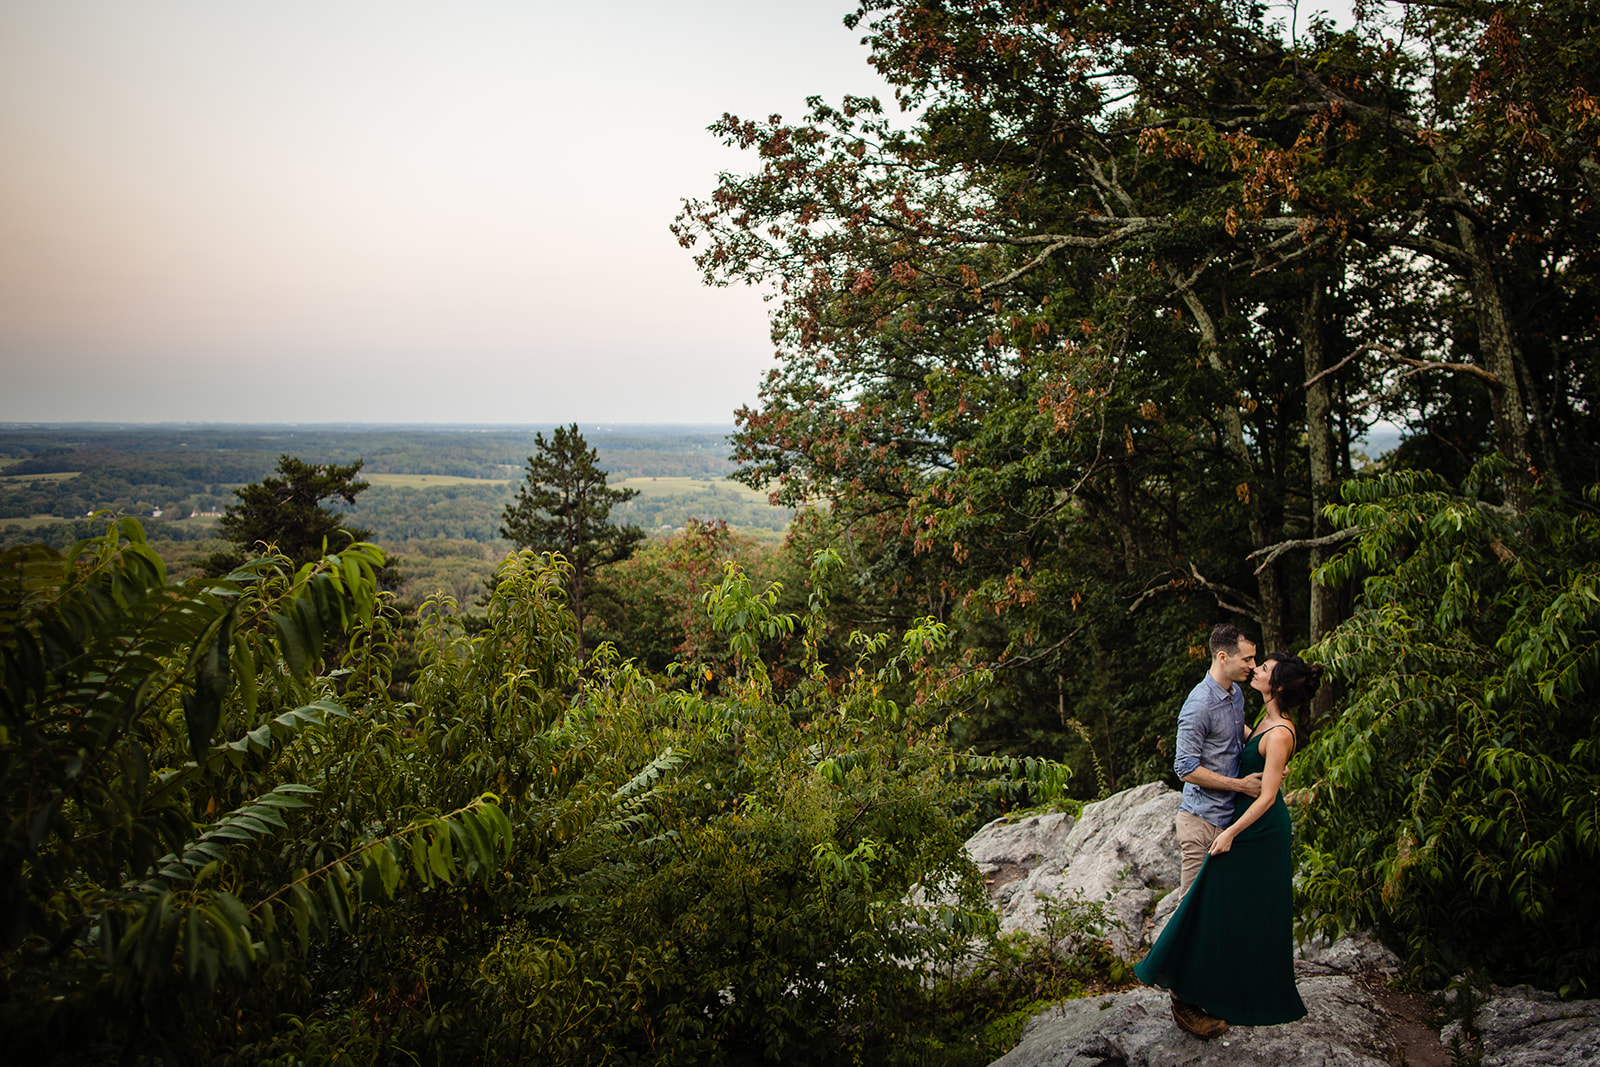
[1175,809,1224,899]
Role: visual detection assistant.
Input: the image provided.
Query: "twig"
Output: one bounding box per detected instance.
[997,626,1085,670]
[1126,564,1260,621]
[1188,562,1261,620]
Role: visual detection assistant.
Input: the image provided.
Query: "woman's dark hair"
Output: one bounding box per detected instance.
[1264,652,1325,711]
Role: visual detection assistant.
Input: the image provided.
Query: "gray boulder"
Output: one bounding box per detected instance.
[965,810,1077,894]
[1294,930,1402,974]
[988,972,1393,1067]
[1442,984,1600,1066]
[963,785,1600,1067]
[991,783,1180,958]
[1149,883,1182,942]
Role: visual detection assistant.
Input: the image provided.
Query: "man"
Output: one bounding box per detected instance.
[1165,622,1262,1039]
[1173,622,1263,897]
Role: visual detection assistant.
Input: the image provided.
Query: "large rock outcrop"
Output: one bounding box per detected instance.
[988,971,1600,1067]
[968,782,1180,958]
[990,977,1392,1067]
[966,785,1600,1067]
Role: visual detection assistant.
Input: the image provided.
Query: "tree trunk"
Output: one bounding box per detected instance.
[1114,458,1137,575]
[1514,338,1564,493]
[1251,516,1287,654]
[1454,208,1534,508]
[1169,269,1286,651]
[1301,278,1340,730]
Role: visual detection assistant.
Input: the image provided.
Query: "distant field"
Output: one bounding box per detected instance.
[613,476,771,503]
[364,473,511,488]
[0,427,783,550]
[0,471,81,483]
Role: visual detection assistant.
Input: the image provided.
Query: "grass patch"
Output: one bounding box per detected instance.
[363,473,511,489]
[613,476,773,503]
[5,514,77,525]
[0,471,81,483]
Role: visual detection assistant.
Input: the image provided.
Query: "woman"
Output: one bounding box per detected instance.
[1134,652,1325,1037]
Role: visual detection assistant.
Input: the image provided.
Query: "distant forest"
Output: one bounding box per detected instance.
[0,424,793,607]
[0,424,792,549]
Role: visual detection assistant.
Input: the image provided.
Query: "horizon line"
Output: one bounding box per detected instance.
[0,421,739,431]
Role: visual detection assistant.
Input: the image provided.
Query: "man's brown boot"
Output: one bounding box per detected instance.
[1171,997,1230,1039]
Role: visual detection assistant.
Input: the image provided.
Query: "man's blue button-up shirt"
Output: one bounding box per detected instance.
[1174,672,1246,828]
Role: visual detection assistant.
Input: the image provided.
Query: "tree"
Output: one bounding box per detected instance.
[674,0,1600,769]
[673,0,1382,769]
[205,455,376,576]
[500,424,644,657]
[592,518,759,674]
[1295,464,1600,993]
[0,521,516,1061]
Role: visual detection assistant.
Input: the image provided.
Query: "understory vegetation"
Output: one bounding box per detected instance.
[2,522,1111,1066]
[1297,464,1600,994]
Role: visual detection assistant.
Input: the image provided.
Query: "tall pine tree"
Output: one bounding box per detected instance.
[500,425,643,656]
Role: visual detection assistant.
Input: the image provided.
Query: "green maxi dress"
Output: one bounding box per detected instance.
[1134,725,1307,1025]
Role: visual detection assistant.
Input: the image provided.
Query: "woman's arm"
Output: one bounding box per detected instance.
[1208,728,1294,856]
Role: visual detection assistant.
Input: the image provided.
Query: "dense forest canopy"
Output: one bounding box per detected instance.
[674,0,1599,989]
[670,0,1598,751]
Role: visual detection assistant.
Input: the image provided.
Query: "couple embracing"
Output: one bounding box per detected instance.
[1133,623,1325,1039]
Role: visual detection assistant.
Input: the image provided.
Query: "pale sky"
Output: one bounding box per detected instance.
[0,1,902,423]
[0,1,1351,425]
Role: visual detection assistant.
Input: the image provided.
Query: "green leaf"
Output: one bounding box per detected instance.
[232,631,258,716]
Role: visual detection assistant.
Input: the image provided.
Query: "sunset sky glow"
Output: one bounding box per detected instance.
[1,1,897,423]
[0,0,1350,425]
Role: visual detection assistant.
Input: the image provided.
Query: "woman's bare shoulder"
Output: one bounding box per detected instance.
[1260,722,1297,757]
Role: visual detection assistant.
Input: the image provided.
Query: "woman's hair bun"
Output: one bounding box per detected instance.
[1268,652,1324,708]
[1304,661,1326,698]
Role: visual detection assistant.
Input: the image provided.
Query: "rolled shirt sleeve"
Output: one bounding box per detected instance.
[1173,685,1208,780]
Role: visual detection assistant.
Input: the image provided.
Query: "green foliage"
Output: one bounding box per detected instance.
[851,887,1133,1067]
[0,518,519,1058]
[2,519,1094,1064]
[500,424,645,654]
[590,518,781,675]
[674,0,1383,780]
[207,455,377,576]
[346,481,514,543]
[391,537,508,606]
[671,0,1600,804]
[1294,463,1600,993]
[591,554,1002,1065]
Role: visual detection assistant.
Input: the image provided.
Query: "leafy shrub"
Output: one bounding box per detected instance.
[3,524,1085,1064]
[0,521,518,1062]
[1294,463,1600,994]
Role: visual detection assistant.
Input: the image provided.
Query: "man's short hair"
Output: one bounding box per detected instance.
[1208,623,1254,657]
